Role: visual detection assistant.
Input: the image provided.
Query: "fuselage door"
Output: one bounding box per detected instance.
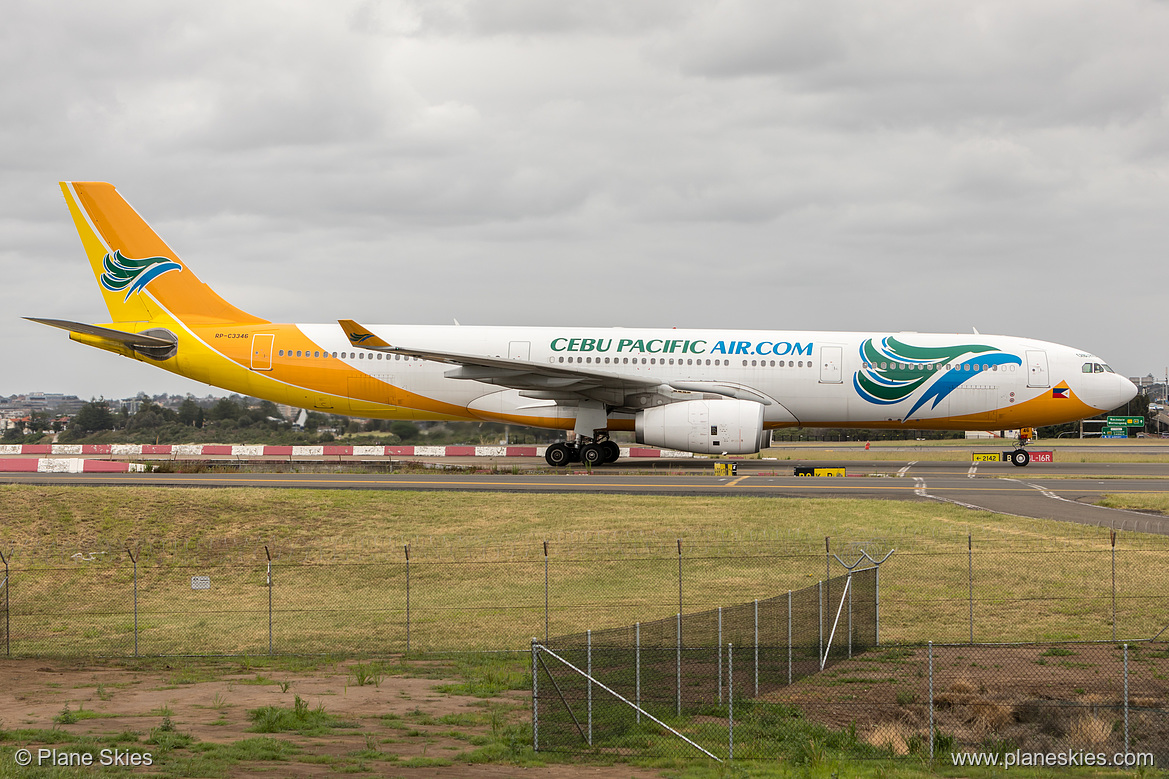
[1026,350,1050,388]
[819,345,843,384]
[509,341,531,361]
[251,333,274,371]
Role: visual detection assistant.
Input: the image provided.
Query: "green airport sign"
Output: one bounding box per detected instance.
[1107,416,1145,427]
[1101,426,1128,437]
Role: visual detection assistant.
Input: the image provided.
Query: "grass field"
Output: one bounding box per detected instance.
[3,651,1155,779]
[2,484,1167,777]
[1,486,1167,655]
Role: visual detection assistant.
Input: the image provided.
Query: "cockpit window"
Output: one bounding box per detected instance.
[1104,364,1114,373]
[1082,363,1094,373]
[1094,364,1105,373]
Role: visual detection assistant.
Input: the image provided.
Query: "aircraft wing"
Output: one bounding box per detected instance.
[25,317,177,347]
[339,320,776,407]
[339,319,663,402]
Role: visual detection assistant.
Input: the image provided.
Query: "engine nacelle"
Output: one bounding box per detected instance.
[635,398,766,454]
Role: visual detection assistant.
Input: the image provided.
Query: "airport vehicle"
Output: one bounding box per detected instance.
[30,182,1138,467]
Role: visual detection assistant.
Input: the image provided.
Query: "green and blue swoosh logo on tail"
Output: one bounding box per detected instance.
[99,250,182,302]
[854,337,1021,421]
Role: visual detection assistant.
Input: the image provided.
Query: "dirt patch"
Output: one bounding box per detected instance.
[0,657,665,777]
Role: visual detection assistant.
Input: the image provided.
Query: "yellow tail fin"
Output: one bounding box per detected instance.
[60,182,267,326]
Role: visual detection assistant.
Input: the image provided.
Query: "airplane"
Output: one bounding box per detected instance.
[30,182,1138,468]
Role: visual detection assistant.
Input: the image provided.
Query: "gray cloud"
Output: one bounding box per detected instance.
[2,0,1166,399]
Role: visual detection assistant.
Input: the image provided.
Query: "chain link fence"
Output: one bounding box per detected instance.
[0,530,1167,657]
[533,567,879,756]
[532,638,1166,766]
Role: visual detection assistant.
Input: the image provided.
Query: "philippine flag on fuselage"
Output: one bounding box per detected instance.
[1052,384,1070,399]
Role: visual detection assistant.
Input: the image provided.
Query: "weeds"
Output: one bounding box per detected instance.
[349,662,384,687]
[248,695,356,736]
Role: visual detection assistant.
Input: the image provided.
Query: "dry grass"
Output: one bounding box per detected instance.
[1065,714,1112,745]
[4,485,1169,653]
[864,721,913,755]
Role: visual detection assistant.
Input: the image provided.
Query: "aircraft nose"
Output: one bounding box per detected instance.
[1115,374,1139,408]
[1078,370,1139,412]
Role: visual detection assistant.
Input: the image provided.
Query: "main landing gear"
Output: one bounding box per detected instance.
[544,438,620,467]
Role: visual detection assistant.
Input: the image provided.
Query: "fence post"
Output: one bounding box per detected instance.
[2,549,10,658]
[968,534,973,645]
[818,581,823,665]
[264,546,272,656]
[875,559,881,646]
[848,577,853,659]
[1123,642,1129,753]
[587,629,593,746]
[825,537,830,645]
[126,548,138,658]
[1112,530,1117,642]
[728,643,734,763]
[676,612,682,717]
[754,599,759,697]
[531,638,539,752]
[635,622,641,723]
[928,641,935,762]
[718,607,723,704]
[787,590,792,685]
[404,545,410,655]
[543,540,549,643]
[677,539,683,620]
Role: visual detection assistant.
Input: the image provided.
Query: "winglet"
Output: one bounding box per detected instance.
[338,319,393,349]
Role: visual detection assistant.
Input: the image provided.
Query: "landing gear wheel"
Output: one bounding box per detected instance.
[1010,449,1030,467]
[545,442,572,467]
[601,440,620,464]
[580,442,606,466]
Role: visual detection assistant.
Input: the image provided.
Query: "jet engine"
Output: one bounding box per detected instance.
[635,398,766,454]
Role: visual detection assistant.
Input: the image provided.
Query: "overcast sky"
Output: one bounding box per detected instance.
[4,0,1168,399]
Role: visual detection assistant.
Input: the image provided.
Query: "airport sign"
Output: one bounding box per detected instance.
[1107,416,1145,427]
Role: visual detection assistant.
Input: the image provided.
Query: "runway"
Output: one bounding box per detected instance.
[2,456,1166,534]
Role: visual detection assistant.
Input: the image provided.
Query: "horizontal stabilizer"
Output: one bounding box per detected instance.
[24,317,176,347]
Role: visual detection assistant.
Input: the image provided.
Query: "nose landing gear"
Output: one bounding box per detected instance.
[1009,427,1034,467]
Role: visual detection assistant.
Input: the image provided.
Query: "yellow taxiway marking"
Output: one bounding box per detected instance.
[725,475,750,488]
